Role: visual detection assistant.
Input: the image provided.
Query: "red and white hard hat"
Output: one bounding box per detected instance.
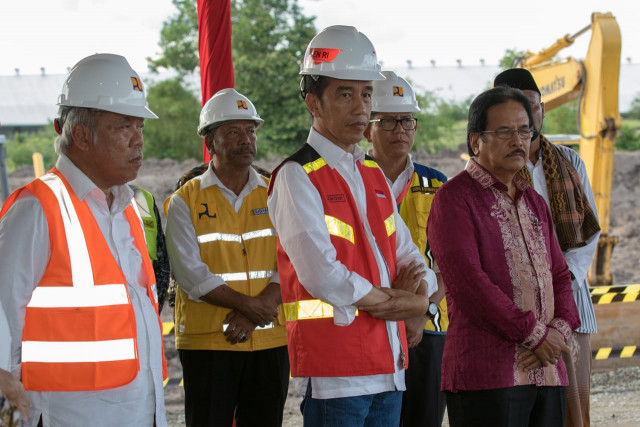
[300,25,385,81]
[372,71,420,113]
[198,88,263,136]
[57,53,157,119]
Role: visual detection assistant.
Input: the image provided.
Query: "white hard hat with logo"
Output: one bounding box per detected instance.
[300,25,385,81]
[57,53,157,119]
[197,88,264,136]
[372,71,420,113]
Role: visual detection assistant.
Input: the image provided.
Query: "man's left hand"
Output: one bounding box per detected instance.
[359,288,428,320]
[405,315,427,348]
[223,310,256,344]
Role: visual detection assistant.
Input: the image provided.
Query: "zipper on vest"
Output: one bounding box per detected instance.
[241,240,247,256]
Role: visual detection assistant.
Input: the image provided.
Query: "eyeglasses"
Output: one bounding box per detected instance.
[369,117,418,131]
[479,128,534,141]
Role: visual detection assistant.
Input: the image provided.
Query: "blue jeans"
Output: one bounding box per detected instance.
[301,381,402,427]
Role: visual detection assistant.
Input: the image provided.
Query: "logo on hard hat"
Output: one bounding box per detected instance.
[393,86,404,97]
[237,100,248,110]
[309,48,343,65]
[130,77,143,92]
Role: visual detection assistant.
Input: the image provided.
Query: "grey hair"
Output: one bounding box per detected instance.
[54,108,100,154]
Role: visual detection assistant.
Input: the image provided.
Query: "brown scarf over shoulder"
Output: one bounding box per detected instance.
[520,135,601,251]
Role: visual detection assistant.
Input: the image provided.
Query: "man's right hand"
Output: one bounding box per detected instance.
[532,328,570,366]
[0,368,30,419]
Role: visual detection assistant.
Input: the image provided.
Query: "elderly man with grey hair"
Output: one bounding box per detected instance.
[0,54,168,426]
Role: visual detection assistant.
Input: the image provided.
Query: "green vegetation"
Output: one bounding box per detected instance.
[616,120,640,151]
[4,125,58,173]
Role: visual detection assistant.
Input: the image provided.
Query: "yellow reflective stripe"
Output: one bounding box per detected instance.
[362,159,379,168]
[283,300,359,321]
[302,158,327,174]
[384,214,396,236]
[325,215,355,244]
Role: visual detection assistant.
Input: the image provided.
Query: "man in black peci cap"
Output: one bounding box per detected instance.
[494,68,601,427]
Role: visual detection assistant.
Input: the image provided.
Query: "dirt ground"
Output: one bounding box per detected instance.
[7,147,640,426]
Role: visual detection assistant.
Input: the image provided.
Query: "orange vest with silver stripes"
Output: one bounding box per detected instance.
[270,144,408,377]
[0,168,167,391]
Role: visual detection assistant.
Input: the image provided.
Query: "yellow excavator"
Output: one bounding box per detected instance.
[514,12,621,286]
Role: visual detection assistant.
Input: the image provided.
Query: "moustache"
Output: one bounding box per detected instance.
[233,147,255,155]
[507,149,526,158]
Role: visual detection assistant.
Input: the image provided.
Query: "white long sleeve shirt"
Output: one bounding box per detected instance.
[0,155,167,427]
[165,163,278,301]
[526,143,599,333]
[268,128,436,399]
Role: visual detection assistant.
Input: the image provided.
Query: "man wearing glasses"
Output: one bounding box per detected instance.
[364,71,448,427]
[427,86,580,426]
[494,68,600,427]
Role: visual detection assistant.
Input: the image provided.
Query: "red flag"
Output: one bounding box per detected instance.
[197,0,234,162]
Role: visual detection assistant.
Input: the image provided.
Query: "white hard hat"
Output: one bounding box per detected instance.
[372,71,420,113]
[300,25,385,81]
[57,53,157,119]
[197,88,264,136]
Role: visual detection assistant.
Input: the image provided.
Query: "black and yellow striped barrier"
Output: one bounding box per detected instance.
[163,377,184,388]
[162,322,175,336]
[592,346,639,360]
[590,284,640,304]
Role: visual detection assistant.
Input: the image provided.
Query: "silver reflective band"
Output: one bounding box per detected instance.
[27,284,129,308]
[151,283,158,303]
[40,174,94,287]
[223,322,274,332]
[198,232,242,244]
[22,339,135,363]
[219,270,276,282]
[242,228,276,240]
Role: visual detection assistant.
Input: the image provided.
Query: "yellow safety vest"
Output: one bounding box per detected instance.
[398,167,449,333]
[173,176,287,351]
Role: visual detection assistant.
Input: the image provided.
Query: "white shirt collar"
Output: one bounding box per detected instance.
[307,127,365,169]
[55,154,134,212]
[199,162,267,191]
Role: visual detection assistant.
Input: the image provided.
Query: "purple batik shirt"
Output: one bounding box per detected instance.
[427,159,580,392]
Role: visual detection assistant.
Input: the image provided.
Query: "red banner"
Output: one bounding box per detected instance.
[197,0,234,162]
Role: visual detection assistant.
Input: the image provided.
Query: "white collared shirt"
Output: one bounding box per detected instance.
[526,143,599,333]
[165,163,279,300]
[268,128,436,399]
[0,155,166,427]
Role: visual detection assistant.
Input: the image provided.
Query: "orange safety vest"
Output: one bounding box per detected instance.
[0,168,167,391]
[270,144,408,377]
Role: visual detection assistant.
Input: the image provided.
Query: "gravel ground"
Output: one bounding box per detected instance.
[165,366,640,426]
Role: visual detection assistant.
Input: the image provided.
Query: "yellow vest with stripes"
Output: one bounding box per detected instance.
[173,176,287,351]
[398,168,449,333]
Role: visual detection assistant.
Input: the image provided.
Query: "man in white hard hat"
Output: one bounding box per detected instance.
[363,70,449,427]
[165,88,288,427]
[0,54,168,426]
[267,26,437,425]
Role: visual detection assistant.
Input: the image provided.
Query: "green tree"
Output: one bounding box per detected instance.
[616,122,640,151]
[542,101,579,134]
[146,0,317,159]
[5,125,58,173]
[499,48,526,70]
[624,93,640,120]
[143,78,203,161]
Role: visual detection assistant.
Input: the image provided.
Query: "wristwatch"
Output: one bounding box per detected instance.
[427,302,438,319]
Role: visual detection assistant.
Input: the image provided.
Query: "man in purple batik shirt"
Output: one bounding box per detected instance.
[427,86,580,427]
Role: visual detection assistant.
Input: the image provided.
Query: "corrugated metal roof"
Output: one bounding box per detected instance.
[1,64,638,128]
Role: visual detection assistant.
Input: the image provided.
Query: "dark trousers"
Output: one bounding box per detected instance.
[179,346,290,427]
[446,385,566,427]
[401,333,446,427]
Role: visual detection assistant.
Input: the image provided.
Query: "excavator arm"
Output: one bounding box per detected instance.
[517,12,622,286]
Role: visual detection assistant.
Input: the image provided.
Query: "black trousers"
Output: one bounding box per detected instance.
[446,385,566,427]
[179,346,290,427]
[401,333,446,427]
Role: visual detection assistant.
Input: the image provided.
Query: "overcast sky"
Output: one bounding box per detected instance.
[0,0,638,76]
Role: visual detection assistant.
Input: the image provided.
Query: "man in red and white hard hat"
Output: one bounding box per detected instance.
[165,88,289,427]
[268,26,437,425]
[0,54,168,426]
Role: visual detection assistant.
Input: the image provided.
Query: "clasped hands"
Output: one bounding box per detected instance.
[518,328,570,371]
[223,291,280,345]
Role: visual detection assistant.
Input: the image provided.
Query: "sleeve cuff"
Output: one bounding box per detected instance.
[190,276,226,300]
[549,318,572,342]
[522,320,549,350]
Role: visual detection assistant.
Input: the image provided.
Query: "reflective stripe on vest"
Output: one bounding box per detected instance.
[384,213,396,236]
[22,339,135,363]
[325,215,354,244]
[283,299,359,321]
[197,228,276,244]
[218,270,277,282]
